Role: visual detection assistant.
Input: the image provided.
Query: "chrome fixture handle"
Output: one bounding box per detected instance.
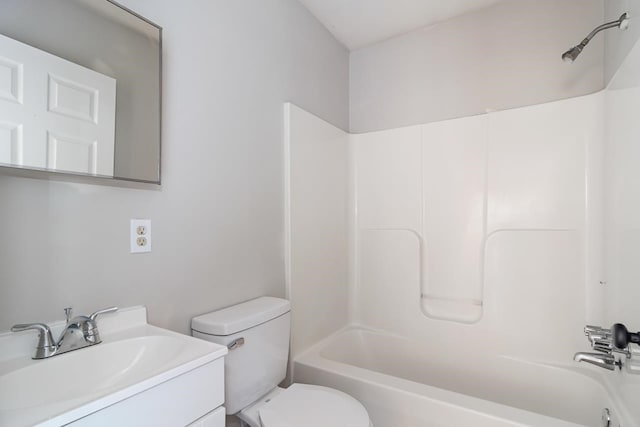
[89,306,118,321]
[85,306,118,344]
[585,325,611,337]
[591,338,631,358]
[11,322,50,333]
[228,337,245,350]
[585,325,605,334]
[10,323,57,359]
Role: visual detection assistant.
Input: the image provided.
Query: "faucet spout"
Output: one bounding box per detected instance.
[56,316,93,353]
[574,352,622,371]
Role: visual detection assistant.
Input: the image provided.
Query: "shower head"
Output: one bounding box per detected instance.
[562,12,630,63]
[562,45,584,63]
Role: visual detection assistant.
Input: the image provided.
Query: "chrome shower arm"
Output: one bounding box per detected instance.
[562,13,629,62]
[583,17,627,44]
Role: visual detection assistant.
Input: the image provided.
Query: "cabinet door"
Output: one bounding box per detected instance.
[65,358,225,427]
[187,407,226,427]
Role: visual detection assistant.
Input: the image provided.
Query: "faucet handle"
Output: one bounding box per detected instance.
[612,323,640,349]
[585,325,611,336]
[589,333,612,346]
[11,323,57,359]
[592,337,612,346]
[89,306,118,321]
[11,322,52,335]
[83,307,117,345]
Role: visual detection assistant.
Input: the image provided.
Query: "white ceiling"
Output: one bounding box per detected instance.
[297,0,504,50]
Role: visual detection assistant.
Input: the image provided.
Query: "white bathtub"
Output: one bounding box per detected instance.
[294,327,632,427]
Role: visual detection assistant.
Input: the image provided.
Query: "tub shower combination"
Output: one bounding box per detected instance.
[286,12,640,427]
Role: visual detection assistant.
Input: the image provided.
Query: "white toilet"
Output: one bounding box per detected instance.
[191,297,371,427]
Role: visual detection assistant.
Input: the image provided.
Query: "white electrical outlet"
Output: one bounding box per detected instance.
[130,219,151,253]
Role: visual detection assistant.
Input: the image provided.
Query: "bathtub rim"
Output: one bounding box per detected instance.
[293,324,633,427]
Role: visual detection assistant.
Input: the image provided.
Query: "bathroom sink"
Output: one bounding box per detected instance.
[1,335,189,411]
[0,307,227,427]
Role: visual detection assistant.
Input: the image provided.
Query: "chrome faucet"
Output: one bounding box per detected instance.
[574,352,622,371]
[574,324,636,371]
[11,306,118,359]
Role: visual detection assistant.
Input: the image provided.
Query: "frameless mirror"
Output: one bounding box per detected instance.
[0,0,161,183]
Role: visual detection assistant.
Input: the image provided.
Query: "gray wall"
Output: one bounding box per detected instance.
[0,0,349,332]
[349,0,604,133]
[605,0,640,84]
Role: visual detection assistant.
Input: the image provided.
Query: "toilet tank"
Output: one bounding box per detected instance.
[191,297,291,415]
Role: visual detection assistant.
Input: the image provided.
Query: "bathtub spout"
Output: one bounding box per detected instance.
[573,352,621,371]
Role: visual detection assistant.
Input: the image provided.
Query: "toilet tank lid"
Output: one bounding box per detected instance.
[191,297,290,336]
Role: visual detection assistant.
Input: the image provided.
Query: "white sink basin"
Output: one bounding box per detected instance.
[2,335,187,411]
[0,307,227,427]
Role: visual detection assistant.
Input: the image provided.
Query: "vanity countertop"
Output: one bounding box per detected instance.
[0,306,227,427]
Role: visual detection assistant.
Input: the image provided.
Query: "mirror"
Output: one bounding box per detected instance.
[0,0,161,183]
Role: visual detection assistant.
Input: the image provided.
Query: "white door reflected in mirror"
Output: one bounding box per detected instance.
[0,33,116,176]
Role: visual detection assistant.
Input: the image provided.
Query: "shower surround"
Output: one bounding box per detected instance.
[285,80,640,424]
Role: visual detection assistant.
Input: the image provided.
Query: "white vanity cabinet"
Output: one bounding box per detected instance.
[0,306,227,427]
[67,357,226,427]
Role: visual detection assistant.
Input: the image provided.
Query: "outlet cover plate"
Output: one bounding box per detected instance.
[130,219,151,253]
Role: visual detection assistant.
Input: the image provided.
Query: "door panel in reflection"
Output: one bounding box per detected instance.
[0,33,116,176]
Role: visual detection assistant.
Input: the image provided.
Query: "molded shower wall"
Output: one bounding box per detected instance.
[286,93,605,365]
[351,94,604,364]
[605,29,640,328]
[602,35,640,417]
[284,103,350,362]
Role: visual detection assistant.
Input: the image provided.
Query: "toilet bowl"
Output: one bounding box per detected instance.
[191,297,371,427]
[239,384,370,427]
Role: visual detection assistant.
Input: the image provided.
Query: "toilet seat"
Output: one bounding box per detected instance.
[258,383,370,427]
